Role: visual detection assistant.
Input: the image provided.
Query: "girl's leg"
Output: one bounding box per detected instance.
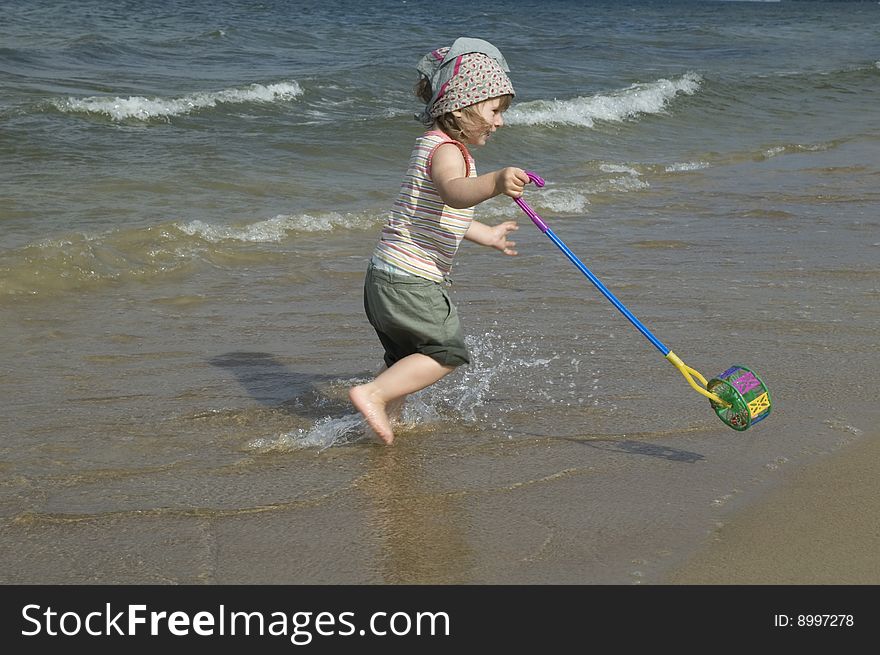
[372,364,405,425]
[350,353,454,445]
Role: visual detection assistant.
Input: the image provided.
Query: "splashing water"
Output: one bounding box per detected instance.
[413,331,557,423]
[248,331,601,450]
[249,414,364,452]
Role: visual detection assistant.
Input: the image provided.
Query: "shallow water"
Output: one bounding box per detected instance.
[1,0,878,583]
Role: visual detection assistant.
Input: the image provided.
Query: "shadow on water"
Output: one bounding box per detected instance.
[565,437,705,463]
[500,429,706,464]
[209,351,359,420]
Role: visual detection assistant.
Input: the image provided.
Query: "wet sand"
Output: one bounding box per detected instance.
[665,432,880,585]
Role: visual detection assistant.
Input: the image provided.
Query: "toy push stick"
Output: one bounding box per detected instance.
[515,171,771,430]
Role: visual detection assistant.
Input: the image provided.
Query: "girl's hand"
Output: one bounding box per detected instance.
[463,219,520,254]
[488,220,519,256]
[494,167,531,199]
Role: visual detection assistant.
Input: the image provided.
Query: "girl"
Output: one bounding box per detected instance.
[349,37,531,444]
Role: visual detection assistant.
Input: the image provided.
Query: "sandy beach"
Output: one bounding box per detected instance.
[665,431,880,585]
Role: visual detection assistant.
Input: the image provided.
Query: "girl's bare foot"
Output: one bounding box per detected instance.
[349,384,394,445]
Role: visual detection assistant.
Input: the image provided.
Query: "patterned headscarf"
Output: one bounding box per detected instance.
[415,37,514,124]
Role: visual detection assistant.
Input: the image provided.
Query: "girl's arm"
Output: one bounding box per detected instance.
[431,143,529,209]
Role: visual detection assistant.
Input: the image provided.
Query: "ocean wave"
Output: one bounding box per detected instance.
[595,176,650,193]
[0,210,380,299]
[49,81,303,121]
[505,72,702,128]
[479,186,592,218]
[176,211,377,243]
[760,141,835,160]
[664,161,710,172]
[0,227,193,298]
[599,163,640,176]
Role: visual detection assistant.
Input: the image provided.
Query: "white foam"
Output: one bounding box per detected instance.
[51,81,303,121]
[600,163,641,176]
[539,188,592,213]
[479,186,591,217]
[505,72,702,127]
[586,173,650,194]
[665,161,710,172]
[762,142,830,159]
[176,211,377,242]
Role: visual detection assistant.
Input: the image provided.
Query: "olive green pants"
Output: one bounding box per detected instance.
[363,264,470,368]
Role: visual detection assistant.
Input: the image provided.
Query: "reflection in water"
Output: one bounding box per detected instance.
[358,445,472,584]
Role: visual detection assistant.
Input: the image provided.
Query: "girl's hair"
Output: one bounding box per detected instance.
[415,77,512,143]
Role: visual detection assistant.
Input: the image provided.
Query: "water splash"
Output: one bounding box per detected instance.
[247,330,608,450]
[413,331,558,423]
[249,414,365,452]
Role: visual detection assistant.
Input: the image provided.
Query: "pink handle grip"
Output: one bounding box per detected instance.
[514,170,549,232]
[524,170,545,187]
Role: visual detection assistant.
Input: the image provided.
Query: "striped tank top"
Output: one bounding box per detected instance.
[372,130,476,283]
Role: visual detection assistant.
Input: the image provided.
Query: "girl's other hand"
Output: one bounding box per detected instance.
[489,220,519,256]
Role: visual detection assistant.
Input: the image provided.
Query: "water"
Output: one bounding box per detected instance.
[1,0,878,584]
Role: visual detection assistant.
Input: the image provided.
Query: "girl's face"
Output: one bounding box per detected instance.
[458,97,506,146]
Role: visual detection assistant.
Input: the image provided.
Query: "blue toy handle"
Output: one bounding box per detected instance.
[516,170,670,356]
[515,170,745,416]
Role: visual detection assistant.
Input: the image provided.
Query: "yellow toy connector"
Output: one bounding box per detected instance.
[665,351,730,408]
